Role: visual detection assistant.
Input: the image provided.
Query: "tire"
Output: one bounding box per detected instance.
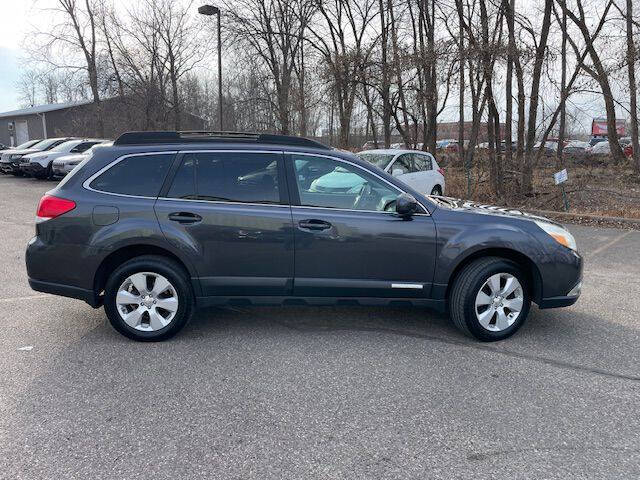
[430,185,442,195]
[104,255,194,341]
[449,256,531,341]
[33,163,53,180]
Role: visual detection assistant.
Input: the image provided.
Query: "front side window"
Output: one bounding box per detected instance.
[51,140,82,152]
[167,152,282,204]
[71,141,101,153]
[89,153,174,197]
[293,154,399,212]
[391,154,414,174]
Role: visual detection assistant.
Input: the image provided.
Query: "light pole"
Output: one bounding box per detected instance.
[198,4,223,131]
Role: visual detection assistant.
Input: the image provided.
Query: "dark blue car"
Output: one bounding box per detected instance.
[26,131,582,342]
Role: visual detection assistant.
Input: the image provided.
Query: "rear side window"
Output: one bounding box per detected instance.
[90,153,174,197]
[167,152,282,204]
[413,153,433,171]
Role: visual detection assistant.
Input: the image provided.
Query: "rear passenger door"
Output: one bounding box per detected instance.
[154,150,294,297]
[410,153,437,194]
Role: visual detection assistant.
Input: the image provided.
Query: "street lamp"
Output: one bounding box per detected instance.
[198,4,223,131]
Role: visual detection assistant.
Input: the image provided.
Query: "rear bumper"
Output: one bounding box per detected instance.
[28,278,101,308]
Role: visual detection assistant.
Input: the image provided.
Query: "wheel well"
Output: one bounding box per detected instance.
[93,245,191,298]
[445,248,542,304]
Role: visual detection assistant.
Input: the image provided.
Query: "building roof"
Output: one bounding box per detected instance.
[0,100,93,119]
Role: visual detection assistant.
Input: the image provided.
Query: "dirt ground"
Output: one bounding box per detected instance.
[440,153,640,226]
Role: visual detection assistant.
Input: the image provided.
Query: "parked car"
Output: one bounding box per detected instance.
[357,149,445,195]
[589,137,607,148]
[0,137,74,175]
[0,139,44,174]
[26,131,581,343]
[533,141,558,157]
[436,139,455,150]
[590,140,610,155]
[52,152,91,178]
[361,141,379,150]
[21,138,109,179]
[563,141,589,158]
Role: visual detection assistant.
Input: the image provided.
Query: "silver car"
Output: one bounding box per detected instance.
[51,141,111,177]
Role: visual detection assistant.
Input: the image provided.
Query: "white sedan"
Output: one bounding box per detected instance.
[357,149,446,196]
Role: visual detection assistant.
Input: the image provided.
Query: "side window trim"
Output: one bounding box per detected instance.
[285,152,430,215]
[159,149,290,207]
[83,151,178,199]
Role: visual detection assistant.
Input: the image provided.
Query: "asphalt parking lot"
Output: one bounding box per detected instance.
[0,174,639,479]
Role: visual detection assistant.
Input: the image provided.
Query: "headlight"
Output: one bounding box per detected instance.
[11,154,23,160]
[534,220,577,251]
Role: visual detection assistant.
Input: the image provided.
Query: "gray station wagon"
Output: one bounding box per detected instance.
[26,131,582,342]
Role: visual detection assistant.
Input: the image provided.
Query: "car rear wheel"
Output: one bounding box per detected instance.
[430,185,442,196]
[449,257,531,341]
[104,255,194,341]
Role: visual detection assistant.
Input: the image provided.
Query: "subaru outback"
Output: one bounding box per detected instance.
[26,131,582,342]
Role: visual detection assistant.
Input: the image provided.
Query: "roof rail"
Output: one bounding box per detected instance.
[113,130,330,150]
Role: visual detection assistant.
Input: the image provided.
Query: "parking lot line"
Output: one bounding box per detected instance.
[0,294,52,303]
[589,230,633,256]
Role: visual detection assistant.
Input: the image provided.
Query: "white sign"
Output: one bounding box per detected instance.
[553,169,568,185]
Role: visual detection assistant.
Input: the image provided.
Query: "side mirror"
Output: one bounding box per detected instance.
[392,168,404,177]
[395,193,419,219]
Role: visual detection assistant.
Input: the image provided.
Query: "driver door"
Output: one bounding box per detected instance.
[287,153,437,298]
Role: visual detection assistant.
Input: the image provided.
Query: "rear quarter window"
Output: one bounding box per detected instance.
[89,153,174,197]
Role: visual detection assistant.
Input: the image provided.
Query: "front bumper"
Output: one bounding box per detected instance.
[20,162,46,175]
[0,160,21,173]
[29,278,101,307]
[52,162,74,177]
[538,294,580,309]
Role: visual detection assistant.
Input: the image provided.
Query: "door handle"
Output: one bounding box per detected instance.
[298,219,332,231]
[168,212,202,224]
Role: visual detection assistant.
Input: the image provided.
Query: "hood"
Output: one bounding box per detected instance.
[429,195,554,224]
[5,148,41,156]
[24,151,50,160]
[54,153,87,163]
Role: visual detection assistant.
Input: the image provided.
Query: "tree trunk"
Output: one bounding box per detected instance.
[522,0,552,195]
[627,0,640,173]
[556,4,567,168]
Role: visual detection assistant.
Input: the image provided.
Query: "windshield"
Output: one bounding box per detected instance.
[357,153,394,169]
[51,140,82,152]
[16,140,41,149]
[35,138,66,150]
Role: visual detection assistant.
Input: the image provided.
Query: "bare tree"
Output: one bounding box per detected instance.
[624,0,640,173]
[307,0,378,147]
[226,0,312,134]
[558,0,625,162]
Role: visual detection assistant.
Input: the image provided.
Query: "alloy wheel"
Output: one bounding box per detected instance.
[474,273,524,332]
[116,272,179,331]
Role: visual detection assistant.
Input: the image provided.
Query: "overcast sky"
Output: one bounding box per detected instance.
[0,2,32,112]
[0,0,622,136]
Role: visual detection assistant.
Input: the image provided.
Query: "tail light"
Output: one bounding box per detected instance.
[36,194,76,221]
[437,167,445,176]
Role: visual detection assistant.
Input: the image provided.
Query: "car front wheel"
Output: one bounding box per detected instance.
[449,257,531,341]
[104,255,194,341]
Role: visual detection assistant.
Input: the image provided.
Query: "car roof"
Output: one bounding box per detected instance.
[358,149,432,155]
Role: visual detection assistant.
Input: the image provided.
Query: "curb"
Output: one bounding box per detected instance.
[528,209,640,227]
